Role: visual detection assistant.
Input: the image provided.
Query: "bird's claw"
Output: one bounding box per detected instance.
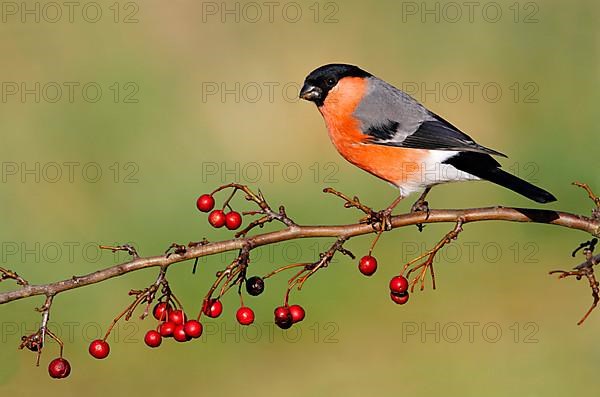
[411,199,430,232]
[411,199,429,214]
[360,209,393,231]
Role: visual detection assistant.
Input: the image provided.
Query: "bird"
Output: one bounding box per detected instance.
[299,63,556,225]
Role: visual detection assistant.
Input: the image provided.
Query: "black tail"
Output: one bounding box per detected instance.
[478,167,557,203]
[444,152,557,204]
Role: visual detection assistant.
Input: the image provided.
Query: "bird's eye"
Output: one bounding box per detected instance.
[326,78,336,87]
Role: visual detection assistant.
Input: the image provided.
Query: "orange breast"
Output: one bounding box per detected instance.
[318,77,428,188]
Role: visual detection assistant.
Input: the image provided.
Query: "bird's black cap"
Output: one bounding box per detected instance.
[299,64,371,106]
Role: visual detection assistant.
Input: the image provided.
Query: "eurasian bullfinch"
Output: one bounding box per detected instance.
[299,63,556,209]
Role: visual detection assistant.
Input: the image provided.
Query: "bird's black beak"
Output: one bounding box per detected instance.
[299,83,322,102]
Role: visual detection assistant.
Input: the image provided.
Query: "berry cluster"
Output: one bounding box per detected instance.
[358,254,410,304]
[244,274,305,329]
[19,317,73,379]
[202,297,258,327]
[87,302,204,359]
[389,275,409,304]
[197,194,243,230]
[26,183,423,380]
[273,304,305,329]
[151,304,203,344]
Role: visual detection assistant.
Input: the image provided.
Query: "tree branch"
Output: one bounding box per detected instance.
[1,206,598,305]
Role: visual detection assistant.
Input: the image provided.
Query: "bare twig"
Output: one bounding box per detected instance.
[403,219,464,291]
[35,295,55,365]
[212,183,296,237]
[573,182,600,208]
[0,267,29,286]
[549,238,600,325]
[197,244,252,320]
[573,182,600,221]
[99,244,139,258]
[323,187,376,217]
[283,237,354,305]
[324,187,397,230]
[101,267,181,340]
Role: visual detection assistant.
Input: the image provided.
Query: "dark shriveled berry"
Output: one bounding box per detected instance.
[246,276,265,296]
[21,334,43,352]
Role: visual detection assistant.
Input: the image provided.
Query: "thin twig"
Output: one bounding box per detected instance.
[0,267,29,286]
[549,238,600,325]
[403,219,464,291]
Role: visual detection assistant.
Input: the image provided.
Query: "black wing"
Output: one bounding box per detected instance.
[366,111,507,157]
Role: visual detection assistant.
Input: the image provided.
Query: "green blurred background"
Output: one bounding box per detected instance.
[1,0,599,395]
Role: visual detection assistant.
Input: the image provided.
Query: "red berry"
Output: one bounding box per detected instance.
[358,255,377,276]
[144,330,162,348]
[389,275,409,294]
[225,211,243,230]
[183,320,203,338]
[288,304,305,323]
[208,210,226,228]
[203,299,223,318]
[274,306,293,329]
[48,357,71,379]
[173,324,191,342]
[159,321,176,337]
[88,339,110,359]
[236,307,255,326]
[152,302,172,321]
[390,291,410,305]
[196,194,215,212]
[168,309,186,325]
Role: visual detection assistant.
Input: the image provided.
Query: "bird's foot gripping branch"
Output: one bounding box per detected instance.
[1,182,600,379]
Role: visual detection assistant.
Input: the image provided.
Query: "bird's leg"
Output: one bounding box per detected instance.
[411,187,432,213]
[411,187,432,232]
